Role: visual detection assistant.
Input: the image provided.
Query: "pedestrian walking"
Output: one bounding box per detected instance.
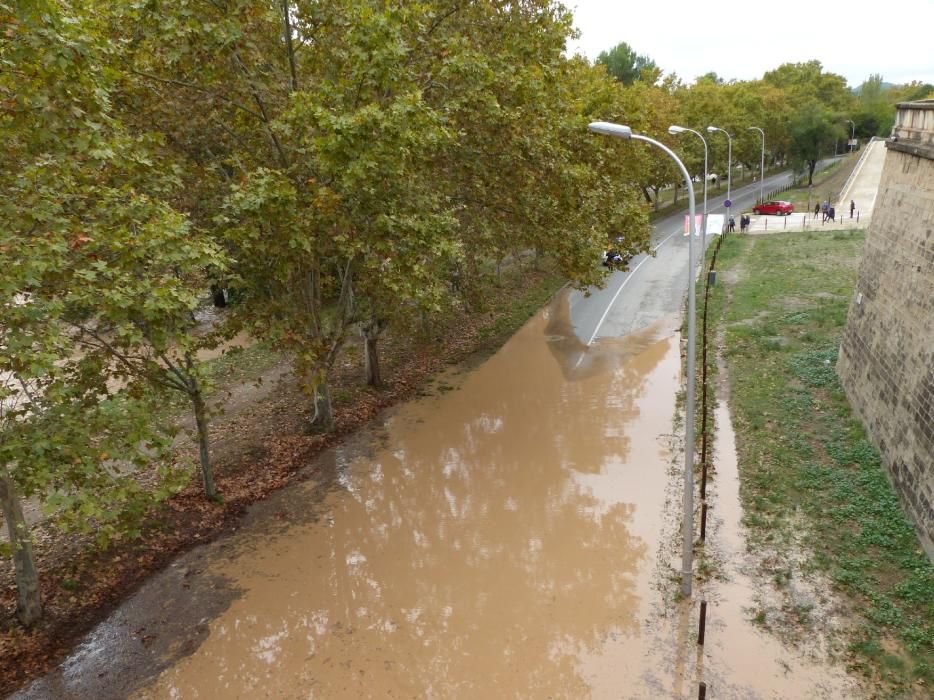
[728,215,735,233]
[814,203,820,217]
[850,199,856,217]
[829,206,836,222]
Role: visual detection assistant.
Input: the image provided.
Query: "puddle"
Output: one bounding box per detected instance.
[134,292,684,698]
[682,381,862,698]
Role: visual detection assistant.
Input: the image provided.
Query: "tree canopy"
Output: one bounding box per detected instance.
[595,41,659,85]
[3,1,925,627]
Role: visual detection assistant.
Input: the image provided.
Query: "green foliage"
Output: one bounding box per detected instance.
[1,0,227,619]
[595,41,658,85]
[788,104,839,184]
[111,0,652,421]
[763,60,854,112]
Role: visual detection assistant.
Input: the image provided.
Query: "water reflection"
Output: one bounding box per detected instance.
[137,292,682,698]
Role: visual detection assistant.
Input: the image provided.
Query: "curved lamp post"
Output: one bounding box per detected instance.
[669,125,708,237]
[707,126,733,216]
[588,121,696,598]
[748,126,765,204]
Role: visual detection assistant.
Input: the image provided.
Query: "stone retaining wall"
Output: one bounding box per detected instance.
[837,100,934,558]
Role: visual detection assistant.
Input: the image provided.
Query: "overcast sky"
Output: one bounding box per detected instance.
[565,0,934,88]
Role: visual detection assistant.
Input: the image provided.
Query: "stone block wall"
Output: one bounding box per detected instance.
[837,100,934,559]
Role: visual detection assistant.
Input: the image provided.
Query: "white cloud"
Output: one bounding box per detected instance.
[565,0,934,87]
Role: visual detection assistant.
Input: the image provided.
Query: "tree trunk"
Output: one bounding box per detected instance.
[312,380,334,429]
[191,388,218,500]
[807,159,817,186]
[640,186,652,205]
[651,186,660,211]
[281,0,298,92]
[672,183,679,205]
[363,321,385,388]
[0,470,42,625]
[364,334,381,387]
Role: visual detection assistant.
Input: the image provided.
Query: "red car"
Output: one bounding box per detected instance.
[752,200,794,215]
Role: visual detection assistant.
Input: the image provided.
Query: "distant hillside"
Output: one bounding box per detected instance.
[852,81,896,93]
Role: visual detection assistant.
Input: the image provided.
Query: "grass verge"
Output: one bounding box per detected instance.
[704,230,934,694]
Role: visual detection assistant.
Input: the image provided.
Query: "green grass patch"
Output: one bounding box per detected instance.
[705,230,934,692]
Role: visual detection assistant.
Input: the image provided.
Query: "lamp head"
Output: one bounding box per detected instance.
[668,125,686,135]
[589,121,632,139]
[706,126,717,133]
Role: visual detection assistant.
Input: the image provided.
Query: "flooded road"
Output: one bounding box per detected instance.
[136,292,684,698]
[16,290,864,699]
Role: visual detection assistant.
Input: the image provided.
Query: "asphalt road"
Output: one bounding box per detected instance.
[568,164,820,343]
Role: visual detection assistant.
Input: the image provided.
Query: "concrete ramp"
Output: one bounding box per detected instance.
[840,138,887,219]
[739,141,887,235]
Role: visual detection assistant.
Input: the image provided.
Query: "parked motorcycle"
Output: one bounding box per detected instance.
[602,236,631,269]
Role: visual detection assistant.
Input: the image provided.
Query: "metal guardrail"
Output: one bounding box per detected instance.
[755,181,793,206]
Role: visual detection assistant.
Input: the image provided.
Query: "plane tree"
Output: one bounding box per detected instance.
[111,0,651,421]
[0,0,210,624]
[763,60,855,113]
[787,104,839,185]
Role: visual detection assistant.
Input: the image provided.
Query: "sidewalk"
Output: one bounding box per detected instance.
[739,139,886,235]
[743,211,869,234]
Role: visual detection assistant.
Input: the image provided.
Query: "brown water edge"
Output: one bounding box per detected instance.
[132,289,687,698]
[678,371,864,699]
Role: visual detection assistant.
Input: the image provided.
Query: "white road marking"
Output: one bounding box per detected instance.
[583,230,681,348]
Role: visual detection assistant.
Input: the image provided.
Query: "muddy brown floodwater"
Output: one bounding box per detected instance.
[131,290,684,698]
[21,290,864,699]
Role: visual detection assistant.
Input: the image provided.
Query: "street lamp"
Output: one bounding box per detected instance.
[846,119,856,152]
[588,121,697,598]
[707,126,733,212]
[668,125,708,237]
[748,126,765,204]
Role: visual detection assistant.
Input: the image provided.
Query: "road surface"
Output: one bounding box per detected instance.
[570,167,800,343]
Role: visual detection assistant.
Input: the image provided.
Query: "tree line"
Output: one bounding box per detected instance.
[597,41,932,191]
[2,1,930,626]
